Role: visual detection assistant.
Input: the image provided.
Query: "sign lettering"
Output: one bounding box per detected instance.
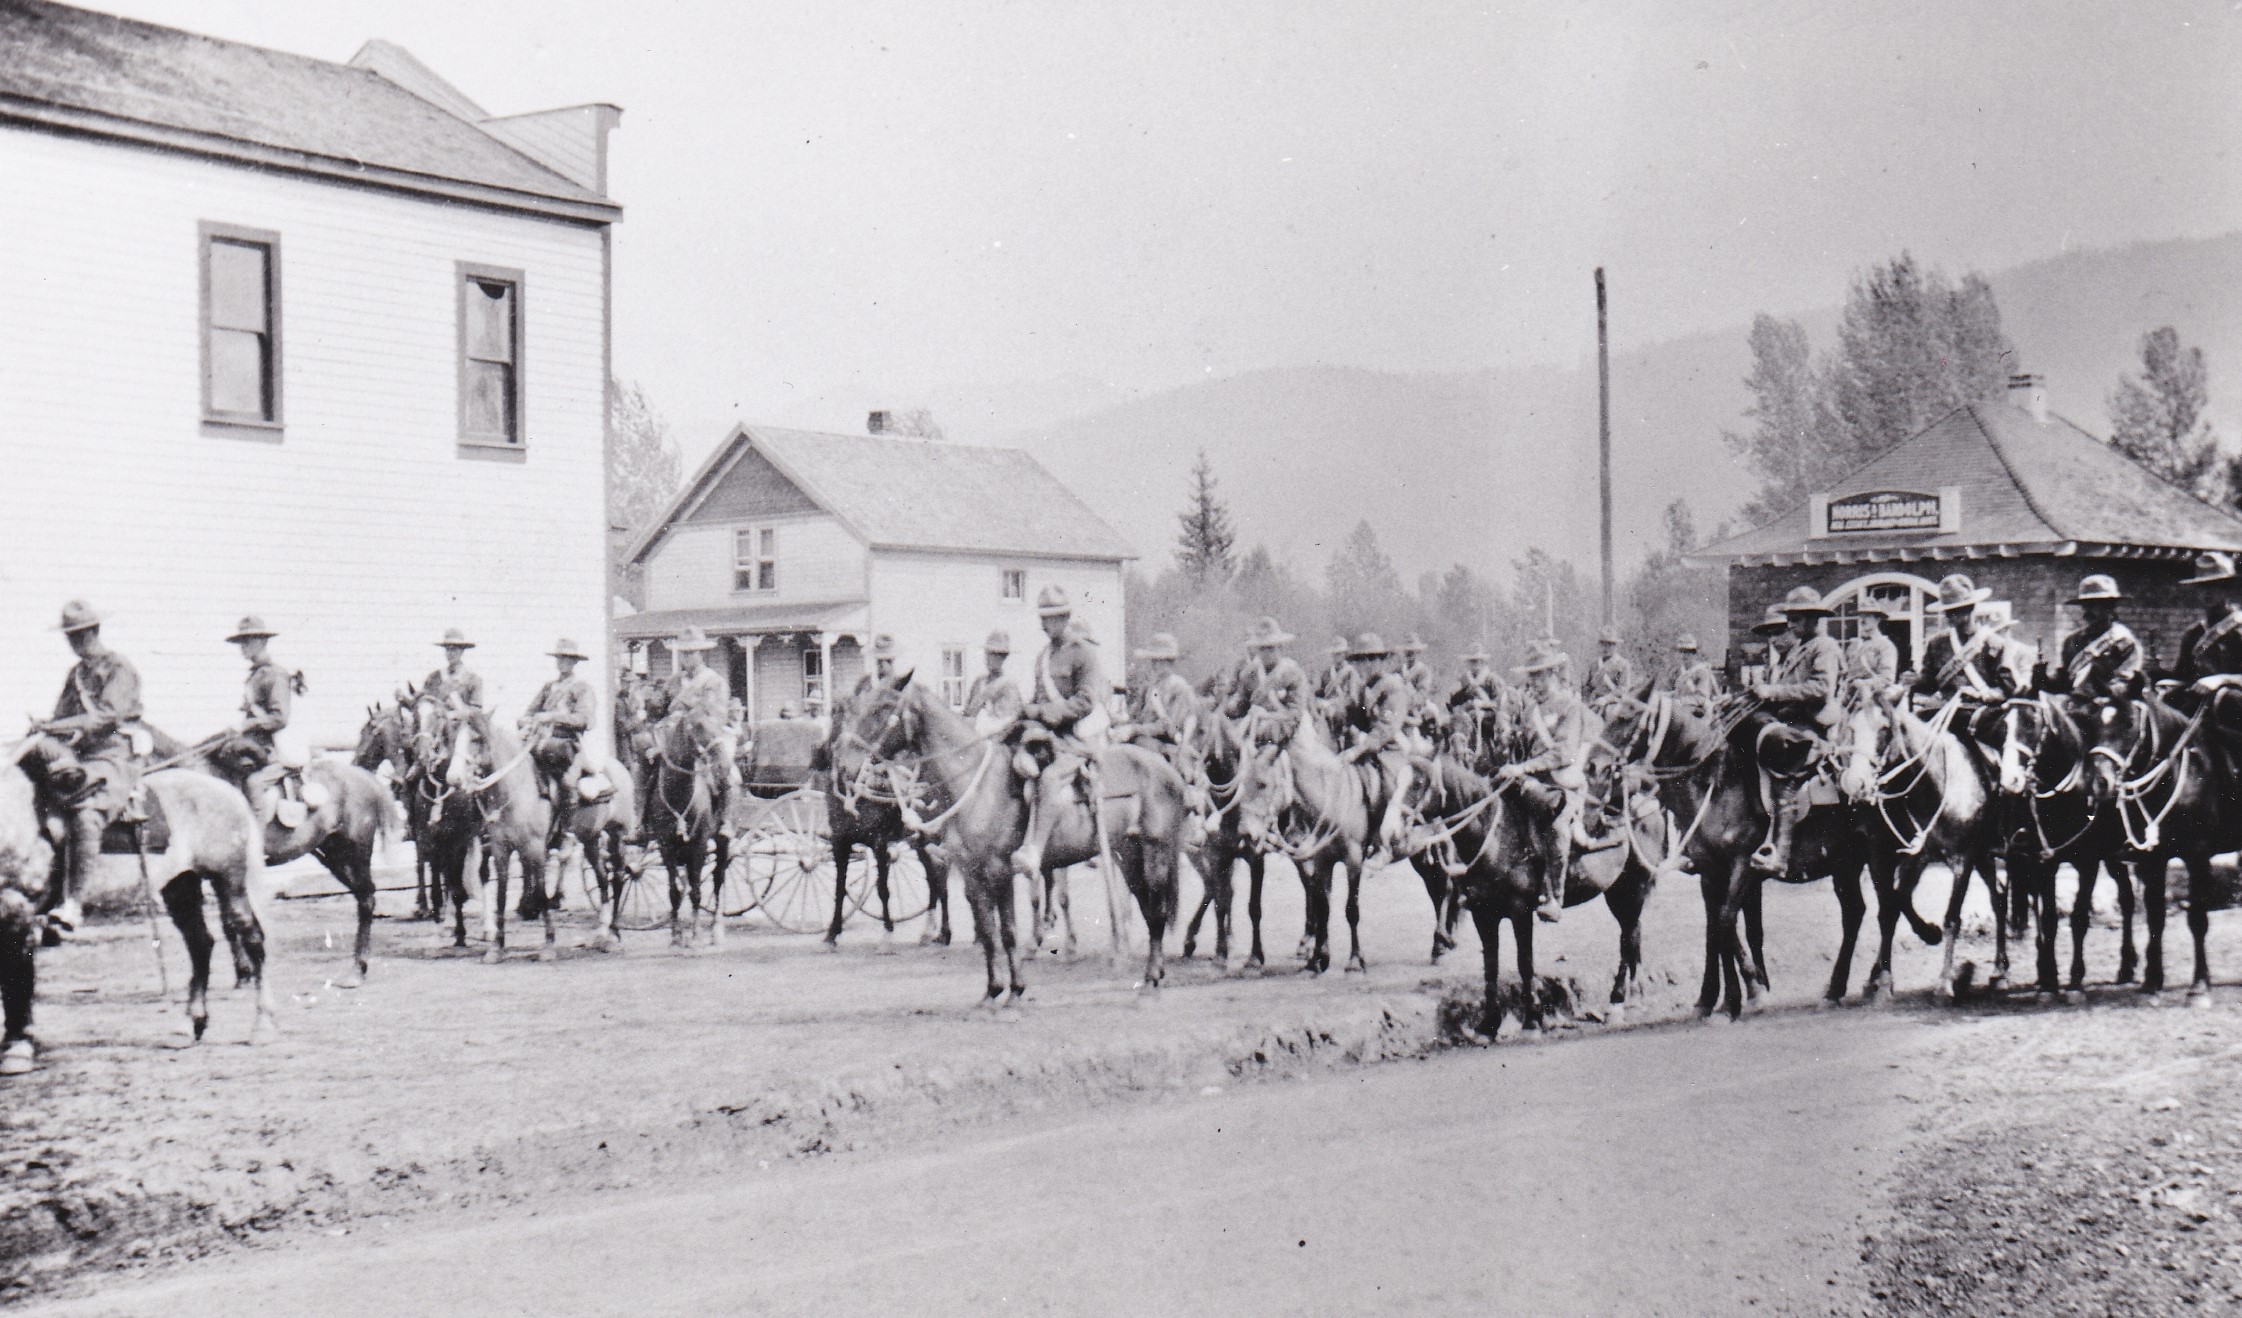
[1809,487,1960,538]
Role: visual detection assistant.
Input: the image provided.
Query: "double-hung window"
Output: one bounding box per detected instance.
[734,527,777,592]
[1001,568,1026,601]
[802,648,826,713]
[458,264,525,446]
[200,223,281,426]
[941,647,968,709]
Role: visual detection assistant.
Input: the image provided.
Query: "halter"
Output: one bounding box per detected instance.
[2109,698,2207,853]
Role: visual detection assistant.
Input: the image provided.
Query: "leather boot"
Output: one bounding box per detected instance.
[53,810,101,934]
[1752,777,1807,876]
[1537,835,1567,923]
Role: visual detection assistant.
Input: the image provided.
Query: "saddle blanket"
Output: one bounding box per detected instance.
[100,788,171,855]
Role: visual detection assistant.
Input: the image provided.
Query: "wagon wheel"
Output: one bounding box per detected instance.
[600,837,673,932]
[739,789,837,933]
[847,842,932,929]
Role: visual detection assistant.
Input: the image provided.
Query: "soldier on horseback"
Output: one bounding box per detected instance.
[212,616,319,829]
[1223,617,1310,756]
[1670,633,1721,702]
[425,629,486,714]
[656,626,735,833]
[25,601,147,935]
[1584,625,1633,715]
[2047,575,2142,703]
[1496,637,1597,923]
[1911,574,2030,716]
[1314,636,1357,714]
[962,630,1024,738]
[1116,633,1209,815]
[1010,586,1107,878]
[2175,552,2242,687]
[1846,616,1900,695]
[1336,634,1422,857]
[524,638,600,847]
[1745,586,1845,876]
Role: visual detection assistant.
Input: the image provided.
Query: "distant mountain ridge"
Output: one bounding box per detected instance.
[1000,231,2242,582]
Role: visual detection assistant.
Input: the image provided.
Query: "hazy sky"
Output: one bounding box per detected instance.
[105,0,2242,459]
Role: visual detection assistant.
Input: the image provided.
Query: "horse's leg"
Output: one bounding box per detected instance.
[825,835,853,947]
[1983,854,2010,991]
[1305,857,1335,976]
[967,863,1002,1006]
[1695,866,1725,1018]
[1936,856,1970,1002]
[708,834,730,949]
[2114,857,2138,986]
[1051,863,1077,959]
[922,845,952,946]
[1865,848,1903,1002]
[1742,870,1769,997]
[2140,854,2168,998]
[2187,853,2216,1007]
[1245,851,1267,971]
[1604,867,1648,1022]
[448,843,472,949]
[345,838,377,985]
[1468,897,1502,1038]
[1210,850,1235,968]
[535,841,559,963]
[1342,845,1368,975]
[2030,856,2060,999]
[1826,860,1865,1003]
[2066,858,2095,1000]
[1418,860,1451,965]
[0,892,38,1073]
[1715,863,1751,1021]
[1124,837,1167,992]
[997,862,1026,1007]
[1515,910,1542,1033]
[484,844,509,965]
[666,842,687,948]
[212,868,277,1044]
[163,875,215,1042]
[1181,851,1213,960]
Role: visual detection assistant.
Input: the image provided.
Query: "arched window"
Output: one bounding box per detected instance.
[1818,572,1940,672]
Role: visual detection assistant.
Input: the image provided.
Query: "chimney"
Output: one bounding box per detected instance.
[867,410,890,435]
[2007,373,2047,424]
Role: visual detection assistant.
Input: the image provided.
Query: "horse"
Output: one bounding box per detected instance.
[156,726,398,986]
[1015,730,1193,981]
[641,708,732,948]
[818,707,953,947]
[1840,693,2011,1001]
[2072,690,2236,1005]
[1179,708,1274,970]
[557,753,636,949]
[1232,708,1380,976]
[355,691,440,921]
[1411,685,1529,966]
[1999,693,2143,999]
[8,745,279,1065]
[442,707,557,962]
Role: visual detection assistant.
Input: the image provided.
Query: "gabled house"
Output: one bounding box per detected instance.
[618,423,1134,719]
[0,0,619,743]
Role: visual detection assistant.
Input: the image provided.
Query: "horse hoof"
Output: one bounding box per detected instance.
[335,973,363,991]
[1815,995,1842,1011]
[2117,968,2137,987]
[2189,988,2215,1010]
[1344,959,1367,975]
[1914,923,1944,948]
[481,948,502,966]
[1604,1003,1626,1027]
[820,938,840,953]
[2064,989,2085,1006]
[0,1040,35,1076]
[191,1015,209,1042]
[2035,990,2055,1007]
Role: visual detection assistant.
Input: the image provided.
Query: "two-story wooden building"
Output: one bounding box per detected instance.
[1697,378,2242,674]
[617,423,1134,719]
[0,1,619,745]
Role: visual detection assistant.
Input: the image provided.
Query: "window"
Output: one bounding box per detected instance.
[200,223,281,425]
[940,646,967,709]
[457,263,525,445]
[1001,569,1026,601]
[801,647,825,714]
[734,527,777,592]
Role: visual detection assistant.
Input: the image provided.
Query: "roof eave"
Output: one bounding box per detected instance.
[0,95,622,225]
[870,541,1136,564]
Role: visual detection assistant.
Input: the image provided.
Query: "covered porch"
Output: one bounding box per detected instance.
[612,601,869,723]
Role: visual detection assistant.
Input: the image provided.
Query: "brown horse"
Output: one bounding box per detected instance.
[1232,710,1380,976]
[443,708,558,962]
[355,691,441,921]
[641,709,732,948]
[9,745,279,1066]
[819,708,953,947]
[1180,708,1274,970]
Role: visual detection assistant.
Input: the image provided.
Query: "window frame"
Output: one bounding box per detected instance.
[1001,568,1026,601]
[801,646,826,713]
[199,221,283,431]
[455,261,527,449]
[940,646,968,710]
[733,525,779,594]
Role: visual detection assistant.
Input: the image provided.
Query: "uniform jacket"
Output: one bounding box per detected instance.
[2057,622,2143,701]
[1673,661,1721,700]
[1347,672,1414,758]
[527,674,596,738]
[1847,633,1900,688]
[963,673,1024,726]
[2175,608,2242,684]
[50,649,144,763]
[1227,655,1311,739]
[1028,634,1103,731]
[671,665,731,727]
[1447,671,1504,710]
[1514,685,1592,784]
[1399,659,1435,699]
[1913,627,2030,702]
[1758,633,1844,724]
[1315,661,1361,708]
[425,664,486,712]
[1125,671,1200,744]
[239,658,294,745]
[1584,652,1634,705]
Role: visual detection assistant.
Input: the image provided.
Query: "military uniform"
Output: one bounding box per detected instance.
[36,604,146,932]
[1743,588,1845,876]
[220,657,294,771]
[1121,670,1200,753]
[1502,639,1593,920]
[1673,659,1721,701]
[425,663,486,713]
[1757,632,1844,727]
[963,671,1025,737]
[1026,630,1104,746]
[2175,608,2242,685]
[1847,631,1900,689]
[1584,649,1634,712]
[2056,622,2143,703]
[1228,654,1311,747]
[1914,625,2030,705]
[525,670,596,801]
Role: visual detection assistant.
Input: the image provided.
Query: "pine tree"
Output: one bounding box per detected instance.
[2108,327,2221,496]
[1174,449,1238,583]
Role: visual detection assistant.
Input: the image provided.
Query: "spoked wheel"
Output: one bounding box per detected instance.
[602,838,672,932]
[848,844,932,929]
[738,789,836,933]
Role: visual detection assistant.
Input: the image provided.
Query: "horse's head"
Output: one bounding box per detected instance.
[445,706,493,788]
[1836,694,1889,804]
[831,670,917,783]
[2067,695,2138,814]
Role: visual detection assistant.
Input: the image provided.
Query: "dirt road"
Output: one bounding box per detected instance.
[35,1009,1931,1317]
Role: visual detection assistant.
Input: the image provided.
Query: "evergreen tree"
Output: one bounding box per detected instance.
[1173,449,1238,583]
[607,378,683,603]
[2107,326,2221,496]
[1326,520,1405,636]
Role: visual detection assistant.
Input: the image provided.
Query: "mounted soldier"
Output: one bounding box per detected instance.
[1443,647,1503,763]
[2175,552,2242,688]
[2047,574,2142,703]
[661,625,735,830]
[1911,574,2031,722]
[1334,634,1421,857]
[1496,637,1598,924]
[1222,617,1310,756]
[872,634,899,682]
[962,630,1024,739]
[1314,635,1356,715]
[1744,586,1845,876]
[1010,586,1108,879]
[524,638,605,848]
[211,616,320,830]
[425,628,486,715]
[1846,615,1900,699]
[1583,625,1633,715]
[23,600,147,936]
[1397,634,1434,701]
[1671,633,1721,703]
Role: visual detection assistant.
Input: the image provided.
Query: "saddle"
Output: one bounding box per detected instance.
[99,785,170,855]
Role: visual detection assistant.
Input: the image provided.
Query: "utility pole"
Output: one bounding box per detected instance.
[1596,267,1614,626]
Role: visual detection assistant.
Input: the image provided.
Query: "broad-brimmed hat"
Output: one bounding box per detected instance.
[1400,633,1427,654]
[1775,585,1835,617]
[1751,608,1790,635]
[1927,573,1992,614]
[1035,585,1073,618]
[436,627,476,649]
[2072,574,2123,604]
[1459,647,1492,663]
[672,625,718,652]
[1244,617,1296,649]
[1598,625,1622,646]
[1515,638,1569,675]
[873,633,897,656]
[55,599,103,634]
[1675,633,1700,653]
[2183,551,2236,587]
[1327,635,1351,654]
[983,629,1012,654]
[1347,632,1393,659]
[548,637,589,660]
[1133,632,1181,661]
[226,615,277,643]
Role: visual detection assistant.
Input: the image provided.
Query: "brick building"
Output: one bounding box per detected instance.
[1697,379,2242,677]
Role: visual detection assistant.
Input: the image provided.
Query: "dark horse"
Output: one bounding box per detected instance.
[1179,708,1274,970]
[355,690,442,922]
[10,744,279,1066]
[1998,693,2143,1000]
[643,707,733,948]
[813,705,952,947]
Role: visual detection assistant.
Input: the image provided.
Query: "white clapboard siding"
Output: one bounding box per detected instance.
[0,127,611,747]
[643,514,868,613]
[866,554,1126,703]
